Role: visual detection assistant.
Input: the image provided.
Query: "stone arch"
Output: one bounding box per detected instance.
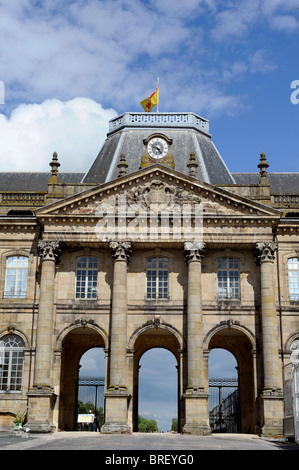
[205,321,256,434]
[204,321,256,353]
[129,320,184,432]
[56,320,109,350]
[57,322,108,431]
[128,320,184,359]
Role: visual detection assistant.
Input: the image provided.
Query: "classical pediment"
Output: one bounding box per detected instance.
[34,165,282,243]
[35,164,281,219]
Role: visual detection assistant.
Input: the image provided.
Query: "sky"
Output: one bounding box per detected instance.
[0,0,298,432]
[0,0,298,174]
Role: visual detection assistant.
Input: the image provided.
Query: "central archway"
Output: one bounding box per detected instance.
[138,348,178,432]
[130,322,184,432]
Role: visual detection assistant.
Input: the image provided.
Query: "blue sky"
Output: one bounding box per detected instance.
[0,0,297,432]
[0,0,298,173]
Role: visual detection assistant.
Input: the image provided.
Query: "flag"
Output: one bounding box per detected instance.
[140,84,159,112]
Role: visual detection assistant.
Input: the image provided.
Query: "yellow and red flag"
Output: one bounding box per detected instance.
[140,84,159,112]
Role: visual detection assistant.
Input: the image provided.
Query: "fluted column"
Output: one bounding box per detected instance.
[101,241,132,433]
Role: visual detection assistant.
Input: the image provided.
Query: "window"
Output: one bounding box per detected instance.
[291,339,299,364]
[146,257,168,299]
[217,258,240,300]
[4,256,28,299]
[75,256,98,299]
[288,258,299,301]
[0,335,24,392]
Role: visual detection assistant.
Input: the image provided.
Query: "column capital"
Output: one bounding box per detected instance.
[255,241,277,264]
[37,240,61,263]
[184,241,205,263]
[109,241,132,263]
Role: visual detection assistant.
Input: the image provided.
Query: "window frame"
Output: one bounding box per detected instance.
[217,257,240,300]
[0,335,25,393]
[75,255,99,300]
[4,255,29,299]
[146,257,169,300]
[288,257,299,301]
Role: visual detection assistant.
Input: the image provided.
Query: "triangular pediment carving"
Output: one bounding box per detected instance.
[34,165,282,243]
[35,164,281,219]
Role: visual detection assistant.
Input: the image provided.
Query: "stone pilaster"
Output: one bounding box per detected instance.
[182,241,210,435]
[255,241,283,436]
[26,240,61,433]
[101,241,132,433]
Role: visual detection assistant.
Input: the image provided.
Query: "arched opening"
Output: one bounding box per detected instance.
[131,324,182,432]
[208,326,256,434]
[138,348,178,433]
[209,348,239,433]
[58,326,106,431]
[78,348,105,415]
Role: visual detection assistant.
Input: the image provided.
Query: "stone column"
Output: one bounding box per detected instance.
[255,241,283,436]
[182,241,210,435]
[27,240,61,433]
[101,241,131,433]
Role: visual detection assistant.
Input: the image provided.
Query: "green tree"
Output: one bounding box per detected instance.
[138,414,158,433]
[171,417,178,432]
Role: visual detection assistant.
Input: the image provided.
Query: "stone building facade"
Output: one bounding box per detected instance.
[0,112,298,436]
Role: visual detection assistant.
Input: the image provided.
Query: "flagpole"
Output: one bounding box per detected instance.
[157,77,159,113]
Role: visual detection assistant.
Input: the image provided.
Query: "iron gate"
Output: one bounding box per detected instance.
[209,377,240,433]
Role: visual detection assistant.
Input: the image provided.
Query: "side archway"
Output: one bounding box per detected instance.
[205,322,256,434]
[57,323,108,431]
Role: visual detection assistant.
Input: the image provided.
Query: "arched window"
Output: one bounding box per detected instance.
[4,256,29,299]
[0,335,25,392]
[288,258,299,301]
[146,257,168,299]
[290,339,299,364]
[217,258,240,300]
[75,256,98,299]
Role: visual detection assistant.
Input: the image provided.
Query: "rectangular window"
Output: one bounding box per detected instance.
[217,258,240,300]
[288,258,299,301]
[146,257,168,299]
[4,256,28,299]
[76,256,98,299]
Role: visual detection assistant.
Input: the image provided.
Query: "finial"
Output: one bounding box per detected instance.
[117,153,128,177]
[49,151,60,184]
[257,152,269,186]
[187,152,198,177]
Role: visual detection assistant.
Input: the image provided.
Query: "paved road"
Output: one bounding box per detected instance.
[0,431,298,452]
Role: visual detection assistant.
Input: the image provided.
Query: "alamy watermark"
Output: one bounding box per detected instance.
[290,80,299,105]
[94,195,204,242]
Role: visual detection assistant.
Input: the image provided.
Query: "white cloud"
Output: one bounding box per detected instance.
[0,97,117,172]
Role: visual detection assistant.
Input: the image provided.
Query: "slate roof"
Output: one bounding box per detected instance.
[0,172,85,191]
[83,113,236,186]
[232,173,299,194]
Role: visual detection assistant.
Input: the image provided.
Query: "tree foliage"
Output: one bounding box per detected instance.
[138,414,158,433]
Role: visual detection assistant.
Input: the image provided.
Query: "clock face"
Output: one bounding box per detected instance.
[148,137,168,159]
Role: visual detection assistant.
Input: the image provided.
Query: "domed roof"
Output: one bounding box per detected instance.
[82,112,236,185]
